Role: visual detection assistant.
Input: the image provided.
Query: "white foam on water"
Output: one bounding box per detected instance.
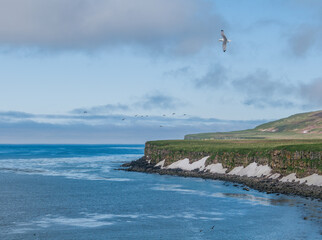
[104,178,131,182]
[85,213,140,220]
[151,184,208,197]
[151,184,273,206]
[0,155,138,182]
[11,215,113,234]
[11,213,145,234]
[35,216,113,228]
[11,211,223,234]
[145,212,224,221]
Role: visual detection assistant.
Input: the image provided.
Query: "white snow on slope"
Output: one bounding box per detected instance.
[166,157,209,171]
[152,158,322,187]
[281,173,322,186]
[228,166,244,175]
[155,160,165,168]
[205,163,227,174]
[280,173,297,182]
[269,173,281,179]
[228,162,272,177]
[299,174,322,186]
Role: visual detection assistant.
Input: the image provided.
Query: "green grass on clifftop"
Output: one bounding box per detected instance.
[147,139,322,154]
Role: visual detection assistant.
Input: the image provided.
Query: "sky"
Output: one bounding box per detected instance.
[0,0,321,143]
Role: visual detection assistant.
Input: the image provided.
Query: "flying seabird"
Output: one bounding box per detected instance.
[219,30,231,52]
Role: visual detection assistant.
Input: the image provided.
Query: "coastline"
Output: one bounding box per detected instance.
[121,157,322,200]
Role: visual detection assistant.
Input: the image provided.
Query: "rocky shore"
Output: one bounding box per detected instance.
[121,157,322,200]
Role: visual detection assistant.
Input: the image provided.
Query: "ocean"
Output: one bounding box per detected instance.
[0,145,321,240]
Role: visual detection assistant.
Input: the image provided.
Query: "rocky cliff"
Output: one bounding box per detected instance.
[145,142,322,177]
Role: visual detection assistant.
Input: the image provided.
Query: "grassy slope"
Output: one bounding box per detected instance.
[185,110,322,140]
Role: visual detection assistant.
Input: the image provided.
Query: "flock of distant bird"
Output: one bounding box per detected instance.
[82,111,188,128]
[81,31,230,127]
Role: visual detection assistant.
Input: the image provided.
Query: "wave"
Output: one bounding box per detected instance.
[151,184,274,206]
[0,154,140,182]
[11,211,223,234]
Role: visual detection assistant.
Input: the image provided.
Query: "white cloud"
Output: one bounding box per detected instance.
[0,117,264,144]
[0,0,225,55]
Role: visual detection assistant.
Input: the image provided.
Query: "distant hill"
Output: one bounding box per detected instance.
[185,110,322,140]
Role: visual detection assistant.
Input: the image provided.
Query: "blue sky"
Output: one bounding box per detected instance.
[0,0,321,143]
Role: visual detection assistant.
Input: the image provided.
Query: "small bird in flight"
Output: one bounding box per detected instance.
[219,30,231,52]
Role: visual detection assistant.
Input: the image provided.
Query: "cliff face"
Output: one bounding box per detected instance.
[145,142,322,177]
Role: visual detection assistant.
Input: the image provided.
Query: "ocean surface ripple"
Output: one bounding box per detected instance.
[0,145,321,240]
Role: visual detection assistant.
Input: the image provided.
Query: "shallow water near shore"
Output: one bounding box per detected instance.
[0,145,321,240]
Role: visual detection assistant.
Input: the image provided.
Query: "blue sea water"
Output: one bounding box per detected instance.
[0,145,321,240]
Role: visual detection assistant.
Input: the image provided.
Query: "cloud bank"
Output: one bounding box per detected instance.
[0,110,265,143]
[0,0,225,55]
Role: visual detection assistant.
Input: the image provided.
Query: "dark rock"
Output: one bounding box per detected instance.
[121,158,322,200]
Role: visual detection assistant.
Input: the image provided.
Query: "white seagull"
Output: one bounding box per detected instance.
[219,30,231,52]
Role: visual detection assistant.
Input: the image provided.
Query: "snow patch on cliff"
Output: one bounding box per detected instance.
[228,162,272,177]
[152,158,322,187]
[166,157,208,171]
[280,173,322,186]
[205,163,227,174]
[155,160,165,169]
[269,173,281,179]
